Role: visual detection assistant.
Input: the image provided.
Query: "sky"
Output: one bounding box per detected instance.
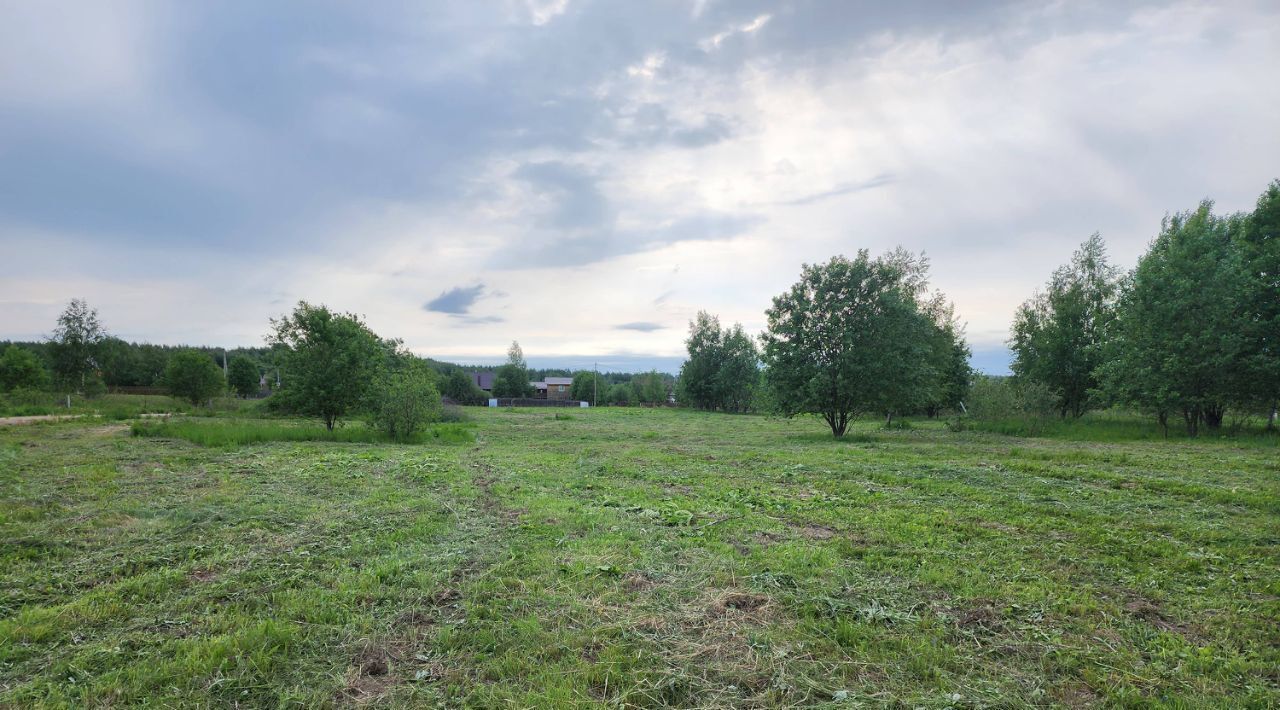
[2,1,1278,374]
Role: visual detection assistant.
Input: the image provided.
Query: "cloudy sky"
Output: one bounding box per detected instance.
[2,1,1278,373]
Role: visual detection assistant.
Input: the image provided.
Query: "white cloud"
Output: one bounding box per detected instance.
[2,1,1278,373]
[699,13,772,51]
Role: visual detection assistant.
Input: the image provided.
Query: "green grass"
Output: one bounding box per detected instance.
[963,408,1279,445]
[1,409,1277,707]
[130,417,476,447]
[0,392,263,419]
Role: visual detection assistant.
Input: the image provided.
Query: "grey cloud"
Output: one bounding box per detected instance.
[513,161,614,231]
[503,210,764,269]
[425,284,487,314]
[775,174,896,206]
[454,315,505,325]
[616,321,664,332]
[624,104,733,148]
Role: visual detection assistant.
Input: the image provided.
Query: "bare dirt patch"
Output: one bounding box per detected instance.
[708,590,771,616]
[189,569,217,583]
[952,599,1002,629]
[337,645,399,707]
[794,523,835,540]
[622,571,657,592]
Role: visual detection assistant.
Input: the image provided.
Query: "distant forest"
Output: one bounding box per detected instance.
[0,338,651,390]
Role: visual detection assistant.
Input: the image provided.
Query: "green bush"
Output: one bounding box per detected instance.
[165,350,225,406]
[964,375,1056,435]
[0,346,50,392]
[440,370,487,405]
[370,369,443,442]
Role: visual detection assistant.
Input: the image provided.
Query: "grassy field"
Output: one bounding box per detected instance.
[1,408,1276,707]
[0,392,260,419]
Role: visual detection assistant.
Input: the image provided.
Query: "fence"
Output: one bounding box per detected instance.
[107,386,169,396]
[488,398,588,408]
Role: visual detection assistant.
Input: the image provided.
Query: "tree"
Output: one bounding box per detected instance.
[761,251,949,437]
[371,360,442,441]
[269,302,388,430]
[227,355,260,398]
[492,341,534,398]
[605,382,632,405]
[678,311,724,410]
[569,370,606,404]
[48,298,107,393]
[0,346,50,392]
[631,371,670,404]
[441,369,487,405]
[677,312,761,412]
[165,350,225,406]
[1236,180,1280,428]
[1010,233,1120,418]
[1098,202,1248,435]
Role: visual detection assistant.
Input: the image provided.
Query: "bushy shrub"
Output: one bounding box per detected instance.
[965,375,1057,435]
[0,346,50,392]
[440,404,471,423]
[371,369,442,442]
[605,383,632,406]
[165,350,225,406]
[440,370,487,405]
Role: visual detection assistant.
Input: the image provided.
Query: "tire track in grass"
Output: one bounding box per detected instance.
[347,448,524,705]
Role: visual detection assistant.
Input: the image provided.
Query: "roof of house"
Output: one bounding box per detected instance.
[470,371,494,390]
[531,381,548,390]
[544,377,573,386]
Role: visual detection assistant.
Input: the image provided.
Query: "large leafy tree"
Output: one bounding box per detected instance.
[1098,202,1248,435]
[165,350,225,406]
[48,298,107,393]
[492,341,534,398]
[761,251,946,437]
[227,355,260,398]
[269,302,388,430]
[677,311,760,412]
[0,346,50,392]
[1237,180,1280,427]
[1010,233,1120,418]
[920,300,973,417]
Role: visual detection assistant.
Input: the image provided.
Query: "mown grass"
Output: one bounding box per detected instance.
[130,418,476,447]
[1,409,1276,707]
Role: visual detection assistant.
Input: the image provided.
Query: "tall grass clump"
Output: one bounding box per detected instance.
[131,418,473,447]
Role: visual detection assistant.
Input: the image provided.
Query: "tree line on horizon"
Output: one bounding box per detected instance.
[5,179,1273,439]
[1007,180,1278,436]
[672,179,1277,438]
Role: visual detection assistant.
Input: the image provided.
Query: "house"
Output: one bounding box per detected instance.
[527,376,574,400]
[472,371,575,401]
[468,371,495,392]
[544,376,573,401]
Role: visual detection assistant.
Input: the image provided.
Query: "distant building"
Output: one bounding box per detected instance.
[526,376,574,400]
[468,371,495,392]
[473,371,575,401]
[544,376,573,401]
